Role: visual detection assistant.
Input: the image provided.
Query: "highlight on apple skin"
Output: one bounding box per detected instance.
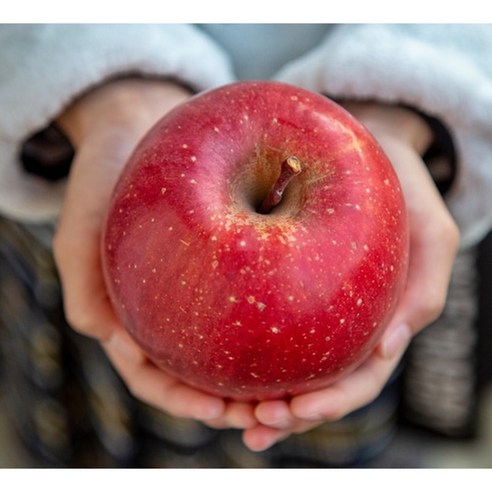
[101,81,409,402]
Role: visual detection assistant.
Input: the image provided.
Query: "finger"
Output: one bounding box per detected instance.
[290,341,408,422]
[102,330,225,421]
[242,420,320,452]
[254,399,298,429]
[54,225,117,342]
[377,147,459,358]
[204,402,257,430]
[242,425,293,452]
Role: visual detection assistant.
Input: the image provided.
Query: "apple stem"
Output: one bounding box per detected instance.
[258,156,302,214]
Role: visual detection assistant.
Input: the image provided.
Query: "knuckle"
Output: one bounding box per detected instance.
[421,288,448,325]
[63,300,98,339]
[125,381,145,403]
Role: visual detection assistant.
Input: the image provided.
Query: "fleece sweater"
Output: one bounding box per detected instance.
[1,24,492,248]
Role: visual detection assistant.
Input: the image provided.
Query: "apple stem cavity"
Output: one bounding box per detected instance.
[258,156,302,214]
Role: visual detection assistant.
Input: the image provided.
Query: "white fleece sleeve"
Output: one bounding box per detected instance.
[0,24,234,223]
[275,24,492,248]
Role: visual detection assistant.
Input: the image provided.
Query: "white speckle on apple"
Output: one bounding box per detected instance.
[326,208,335,215]
[182,143,188,149]
[190,179,197,184]
[340,319,346,324]
[247,295,256,304]
[257,302,266,311]
[228,296,238,303]
[213,127,220,133]
[357,298,363,307]
[190,155,197,163]
[239,239,247,247]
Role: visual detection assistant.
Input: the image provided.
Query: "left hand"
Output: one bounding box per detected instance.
[54,78,258,428]
[234,102,460,451]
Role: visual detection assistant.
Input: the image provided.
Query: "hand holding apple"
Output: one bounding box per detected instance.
[54,78,245,422]
[241,102,460,451]
[102,81,410,403]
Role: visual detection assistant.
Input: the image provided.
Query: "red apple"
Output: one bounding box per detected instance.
[101,81,409,402]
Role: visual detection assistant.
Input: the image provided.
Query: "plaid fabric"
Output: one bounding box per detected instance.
[0,215,484,467]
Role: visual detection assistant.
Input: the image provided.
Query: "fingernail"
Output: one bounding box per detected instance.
[381,323,411,359]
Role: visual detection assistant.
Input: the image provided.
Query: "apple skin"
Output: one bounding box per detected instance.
[101,81,409,402]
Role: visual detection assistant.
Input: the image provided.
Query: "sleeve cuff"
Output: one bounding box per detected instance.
[0,24,234,223]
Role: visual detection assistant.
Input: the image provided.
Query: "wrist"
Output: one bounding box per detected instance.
[340,101,434,156]
[56,77,192,148]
